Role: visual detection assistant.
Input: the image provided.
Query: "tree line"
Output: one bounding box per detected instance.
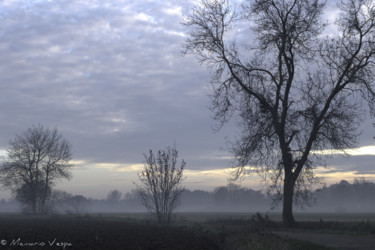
[2,178,375,214]
[1,124,375,224]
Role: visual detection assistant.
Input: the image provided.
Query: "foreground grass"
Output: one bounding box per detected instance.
[187,213,336,250]
[0,214,220,250]
[0,212,373,249]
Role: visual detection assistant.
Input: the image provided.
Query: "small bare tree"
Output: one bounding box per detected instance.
[0,125,73,214]
[135,146,185,224]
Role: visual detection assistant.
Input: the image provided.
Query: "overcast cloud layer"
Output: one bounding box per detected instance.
[0,0,226,163]
[0,0,374,199]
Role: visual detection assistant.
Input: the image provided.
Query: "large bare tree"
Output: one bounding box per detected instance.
[135,146,185,224]
[0,125,73,214]
[183,0,375,227]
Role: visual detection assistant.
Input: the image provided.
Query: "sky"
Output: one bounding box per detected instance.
[0,0,374,199]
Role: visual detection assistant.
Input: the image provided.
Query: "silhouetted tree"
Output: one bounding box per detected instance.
[0,125,73,214]
[226,182,241,201]
[180,189,212,209]
[67,195,90,214]
[49,190,73,213]
[183,0,375,227]
[213,183,267,209]
[213,186,229,205]
[124,189,141,201]
[123,189,144,211]
[135,146,185,224]
[107,189,122,203]
[15,180,52,213]
[313,179,375,212]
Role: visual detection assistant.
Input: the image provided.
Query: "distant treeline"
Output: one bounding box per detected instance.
[312,178,375,213]
[1,178,374,213]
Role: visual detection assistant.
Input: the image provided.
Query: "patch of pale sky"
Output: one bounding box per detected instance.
[46,45,61,54]
[199,154,232,161]
[163,6,182,16]
[134,12,157,24]
[164,30,186,37]
[361,2,375,18]
[91,163,144,173]
[313,145,375,156]
[316,168,375,185]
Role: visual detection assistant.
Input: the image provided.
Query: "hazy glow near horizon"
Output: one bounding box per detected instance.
[313,145,375,156]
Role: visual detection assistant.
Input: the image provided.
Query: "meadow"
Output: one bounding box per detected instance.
[0,212,374,249]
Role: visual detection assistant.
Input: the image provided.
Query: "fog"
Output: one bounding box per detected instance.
[1,178,374,215]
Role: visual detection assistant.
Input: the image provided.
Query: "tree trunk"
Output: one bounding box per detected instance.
[282,175,296,228]
[31,184,37,214]
[41,175,50,214]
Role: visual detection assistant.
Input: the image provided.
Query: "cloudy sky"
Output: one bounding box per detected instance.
[0,0,374,199]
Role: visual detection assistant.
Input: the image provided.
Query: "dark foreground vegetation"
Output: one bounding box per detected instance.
[0,213,374,249]
[0,214,220,250]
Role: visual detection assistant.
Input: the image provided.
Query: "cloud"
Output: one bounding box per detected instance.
[324,155,375,175]
[0,0,234,174]
[313,145,375,156]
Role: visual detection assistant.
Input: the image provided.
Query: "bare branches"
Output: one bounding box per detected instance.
[182,0,236,63]
[183,0,375,227]
[0,125,73,214]
[135,146,185,224]
[246,0,326,55]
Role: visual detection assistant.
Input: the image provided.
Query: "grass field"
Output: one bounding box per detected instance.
[0,212,373,249]
[174,211,375,222]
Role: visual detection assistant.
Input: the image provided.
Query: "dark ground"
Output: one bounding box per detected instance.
[0,214,220,250]
[274,230,375,250]
[0,213,374,250]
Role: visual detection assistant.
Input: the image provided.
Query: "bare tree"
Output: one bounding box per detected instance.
[213,186,229,205]
[0,125,73,214]
[107,189,122,203]
[135,146,185,224]
[50,190,73,213]
[67,195,91,214]
[227,182,242,201]
[183,0,375,227]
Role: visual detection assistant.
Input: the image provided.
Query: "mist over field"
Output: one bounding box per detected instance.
[1,178,374,215]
